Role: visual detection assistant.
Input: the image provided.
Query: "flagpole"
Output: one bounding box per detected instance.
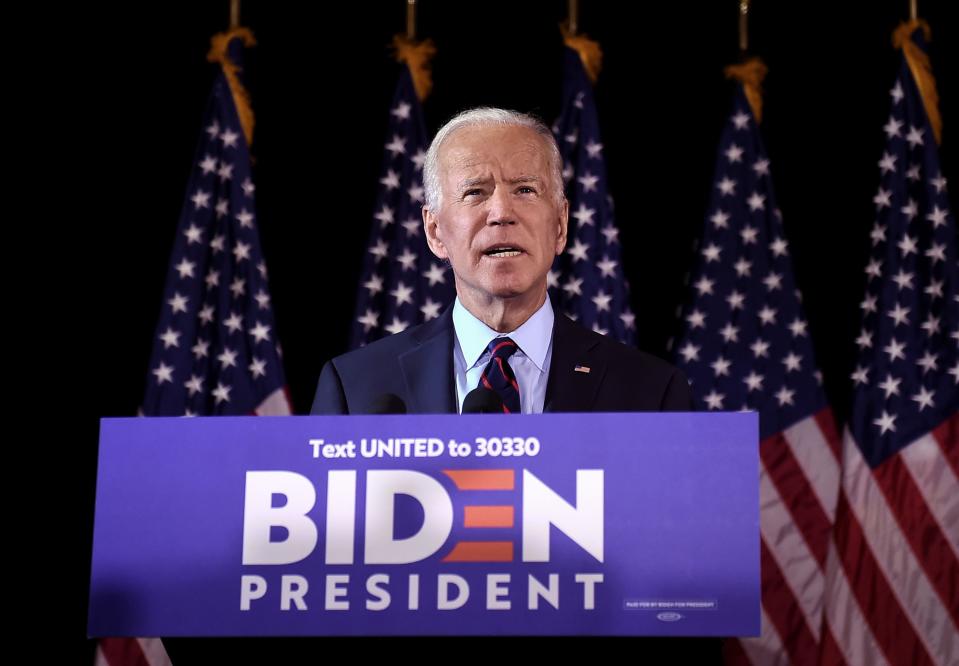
[230,0,240,28]
[407,0,417,40]
[568,0,579,36]
[909,0,917,20]
[739,0,750,54]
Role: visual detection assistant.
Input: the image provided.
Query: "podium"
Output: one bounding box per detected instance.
[89,412,759,637]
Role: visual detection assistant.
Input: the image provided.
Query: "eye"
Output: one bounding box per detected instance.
[517,185,537,194]
[463,188,483,198]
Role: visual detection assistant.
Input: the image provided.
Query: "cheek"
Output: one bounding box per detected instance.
[433,220,462,258]
[450,228,480,258]
[432,236,450,259]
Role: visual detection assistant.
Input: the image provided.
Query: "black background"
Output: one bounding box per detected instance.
[41,1,957,662]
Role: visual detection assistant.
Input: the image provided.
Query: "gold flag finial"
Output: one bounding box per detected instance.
[725,57,767,123]
[392,35,436,102]
[560,24,602,84]
[892,19,941,144]
[207,27,256,146]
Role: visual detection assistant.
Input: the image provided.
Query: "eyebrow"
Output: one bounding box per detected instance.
[457,177,490,190]
[456,175,544,190]
[508,176,544,185]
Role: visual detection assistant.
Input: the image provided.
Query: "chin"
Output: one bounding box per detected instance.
[483,279,538,300]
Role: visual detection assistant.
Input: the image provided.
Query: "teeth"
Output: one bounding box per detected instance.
[487,248,521,257]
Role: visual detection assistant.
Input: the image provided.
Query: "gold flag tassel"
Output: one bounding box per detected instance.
[561,24,602,84]
[893,19,942,144]
[392,35,436,102]
[207,27,257,146]
[724,57,768,124]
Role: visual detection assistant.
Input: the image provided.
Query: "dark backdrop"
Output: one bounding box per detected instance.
[53,1,956,662]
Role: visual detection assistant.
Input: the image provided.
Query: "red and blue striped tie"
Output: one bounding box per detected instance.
[479,337,521,414]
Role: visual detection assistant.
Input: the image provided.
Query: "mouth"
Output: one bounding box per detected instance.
[482,244,526,259]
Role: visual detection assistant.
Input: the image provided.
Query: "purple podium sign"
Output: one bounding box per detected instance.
[89,413,758,636]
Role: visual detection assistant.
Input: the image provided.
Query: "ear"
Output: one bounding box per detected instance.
[554,197,569,255]
[423,206,449,260]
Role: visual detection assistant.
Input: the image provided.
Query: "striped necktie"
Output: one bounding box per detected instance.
[478,337,521,414]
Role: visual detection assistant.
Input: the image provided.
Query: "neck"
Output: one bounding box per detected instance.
[457,285,547,333]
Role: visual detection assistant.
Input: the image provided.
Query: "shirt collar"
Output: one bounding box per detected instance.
[452,295,554,373]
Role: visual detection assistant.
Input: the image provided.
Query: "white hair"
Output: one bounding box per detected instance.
[422,107,565,211]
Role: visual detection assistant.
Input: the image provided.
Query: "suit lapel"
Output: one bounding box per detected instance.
[544,313,607,412]
[398,306,457,414]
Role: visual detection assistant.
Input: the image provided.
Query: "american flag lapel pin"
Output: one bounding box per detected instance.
[574,365,591,374]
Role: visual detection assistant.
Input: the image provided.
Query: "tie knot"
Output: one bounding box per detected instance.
[486,337,519,361]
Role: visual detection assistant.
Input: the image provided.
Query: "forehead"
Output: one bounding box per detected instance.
[439,124,552,180]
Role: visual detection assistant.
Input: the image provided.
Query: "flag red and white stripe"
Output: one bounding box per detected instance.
[671,67,842,665]
[819,20,958,666]
[95,638,171,666]
[819,416,957,666]
[725,409,843,666]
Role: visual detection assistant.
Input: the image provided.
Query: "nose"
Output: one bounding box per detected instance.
[486,184,516,226]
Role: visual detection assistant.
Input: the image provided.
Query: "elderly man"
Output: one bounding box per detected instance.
[312,107,690,415]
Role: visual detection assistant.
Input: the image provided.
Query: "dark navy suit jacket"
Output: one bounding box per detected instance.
[311,305,691,414]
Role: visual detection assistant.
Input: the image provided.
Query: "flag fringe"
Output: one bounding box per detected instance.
[207,27,257,146]
[893,19,942,144]
[725,57,767,123]
[561,25,602,84]
[392,35,436,102]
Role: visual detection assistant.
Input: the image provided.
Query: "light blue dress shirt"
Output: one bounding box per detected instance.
[452,295,554,414]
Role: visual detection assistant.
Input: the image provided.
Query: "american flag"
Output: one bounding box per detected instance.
[139,31,291,419]
[95,638,172,666]
[350,64,453,348]
[98,30,291,666]
[819,23,958,666]
[673,76,842,665]
[549,45,636,343]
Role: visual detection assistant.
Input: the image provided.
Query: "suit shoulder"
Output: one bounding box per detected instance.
[558,315,691,410]
[327,323,422,373]
[325,305,455,373]
[590,331,691,410]
[313,324,425,415]
[612,341,684,386]
[575,322,683,381]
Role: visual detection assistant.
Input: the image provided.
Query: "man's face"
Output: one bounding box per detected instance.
[424,124,568,307]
